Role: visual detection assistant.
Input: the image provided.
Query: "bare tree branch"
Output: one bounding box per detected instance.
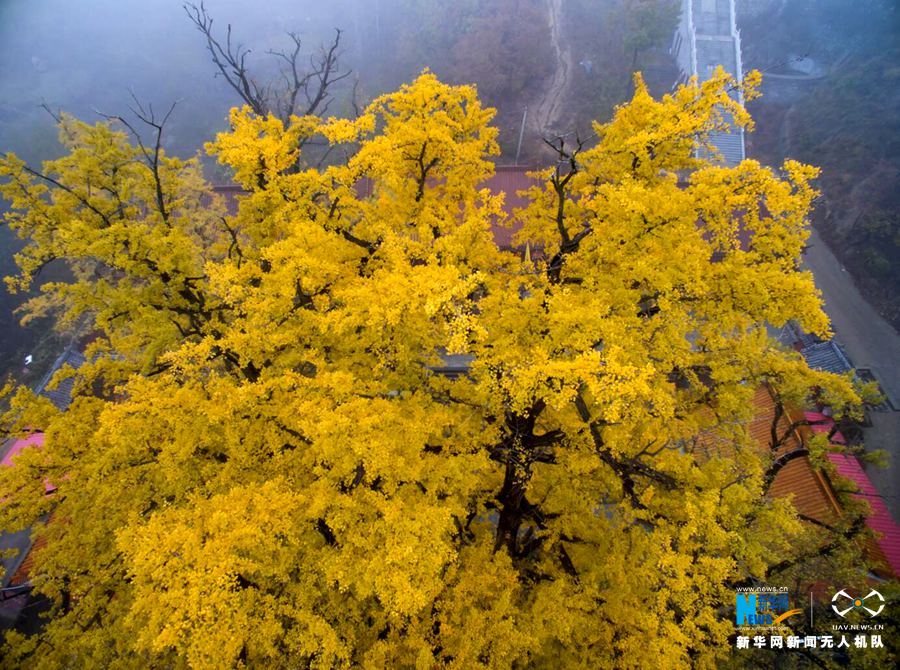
[129,98,178,220]
[95,96,178,227]
[763,448,810,490]
[543,134,592,284]
[350,77,363,119]
[184,3,350,123]
[184,2,267,117]
[39,101,62,125]
[299,29,352,117]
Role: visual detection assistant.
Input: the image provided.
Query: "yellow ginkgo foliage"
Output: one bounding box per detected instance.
[0,70,881,669]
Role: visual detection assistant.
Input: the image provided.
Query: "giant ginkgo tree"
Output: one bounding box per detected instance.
[0,70,887,669]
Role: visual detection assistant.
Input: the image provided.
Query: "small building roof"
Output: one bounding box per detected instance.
[747,387,843,525]
[482,166,535,247]
[35,347,85,412]
[827,453,900,578]
[0,433,44,468]
[804,411,846,445]
[212,165,538,250]
[716,386,899,579]
[799,340,854,375]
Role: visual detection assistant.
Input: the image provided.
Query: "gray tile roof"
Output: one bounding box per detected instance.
[779,321,822,349]
[36,347,86,411]
[800,341,854,375]
[429,351,475,379]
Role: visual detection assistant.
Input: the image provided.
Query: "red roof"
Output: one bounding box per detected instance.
[804,411,847,445]
[7,533,48,587]
[827,453,900,578]
[212,165,538,249]
[745,388,843,525]
[1,433,44,467]
[482,166,536,247]
[741,388,900,578]
[2,433,55,493]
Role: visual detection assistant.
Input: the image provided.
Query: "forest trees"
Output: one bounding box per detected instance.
[364,0,555,154]
[447,0,555,104]
[622,0,679,68]
[0,70,885,668]
[563,0,680,137]
[740,0,900,329]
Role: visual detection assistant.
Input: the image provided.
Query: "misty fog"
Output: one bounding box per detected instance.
[0,0,360,376]
[1,0,898,382]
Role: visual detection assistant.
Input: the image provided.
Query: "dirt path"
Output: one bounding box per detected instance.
[533,0,572,134]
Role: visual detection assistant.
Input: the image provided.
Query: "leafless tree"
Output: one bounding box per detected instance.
[184,2,351,123]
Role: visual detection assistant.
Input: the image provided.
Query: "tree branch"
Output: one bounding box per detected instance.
[185,4,350,123]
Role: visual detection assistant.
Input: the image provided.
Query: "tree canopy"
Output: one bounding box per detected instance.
[0,70,885,669]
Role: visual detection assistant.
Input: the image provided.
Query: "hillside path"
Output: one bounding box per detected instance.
[533,0,572,134]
